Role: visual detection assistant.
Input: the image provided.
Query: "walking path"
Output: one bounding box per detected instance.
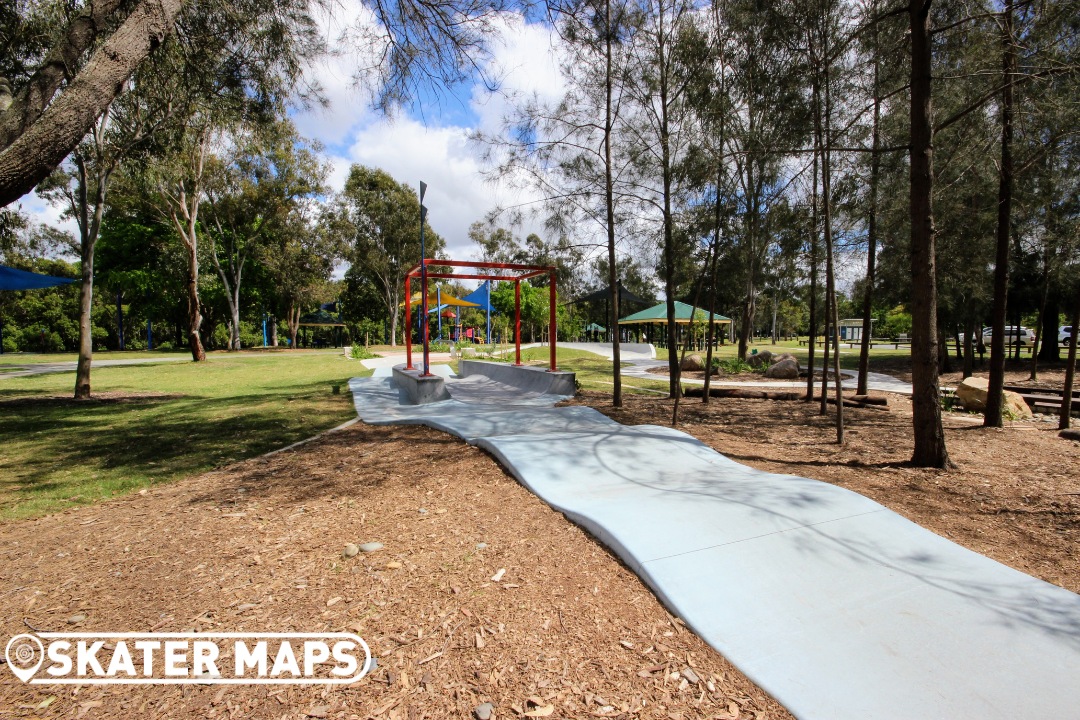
[349,362,1080,720]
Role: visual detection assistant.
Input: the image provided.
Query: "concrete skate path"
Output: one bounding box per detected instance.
[349,364,1080,720]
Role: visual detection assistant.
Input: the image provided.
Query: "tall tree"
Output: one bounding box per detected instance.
[908,0,951,467]
[338,165,444,347]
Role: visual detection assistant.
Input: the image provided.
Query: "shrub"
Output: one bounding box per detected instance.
[718,357,754,374]
[351,345,380,360]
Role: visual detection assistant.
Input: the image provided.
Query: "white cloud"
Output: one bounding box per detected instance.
[293,11,568,261]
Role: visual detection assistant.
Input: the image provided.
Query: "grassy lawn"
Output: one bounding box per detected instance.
[0,351,371,520]
[0,350,193,365]
[653,339,913,371]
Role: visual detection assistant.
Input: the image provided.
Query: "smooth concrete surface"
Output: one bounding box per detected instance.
[348,368,1080,719]
[391,364,452,404]
[458,359,576,397]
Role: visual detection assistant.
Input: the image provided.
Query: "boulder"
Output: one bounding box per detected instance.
[765,357,800,379]
[954,377,1033,419]
[747,350,773,368]
[955,377,989,411]
[772,353,798,365]
[680,354,706,371]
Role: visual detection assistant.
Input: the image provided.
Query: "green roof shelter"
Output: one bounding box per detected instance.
[618,301,731,349]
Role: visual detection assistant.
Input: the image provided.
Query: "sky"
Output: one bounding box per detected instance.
[289,5,567,261]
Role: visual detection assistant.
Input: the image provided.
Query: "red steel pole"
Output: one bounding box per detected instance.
[514,280,522,366]
[549,269,557,372]
[422,260,431,376]
[404,275,413,369]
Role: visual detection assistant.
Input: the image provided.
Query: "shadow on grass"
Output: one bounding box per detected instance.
[0,377,355,517]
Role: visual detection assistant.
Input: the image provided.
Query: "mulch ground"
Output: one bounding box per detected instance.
[3,384,1078,720]
[0,421,790,720]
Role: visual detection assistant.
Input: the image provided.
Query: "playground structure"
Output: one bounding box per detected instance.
[404,259,559,376]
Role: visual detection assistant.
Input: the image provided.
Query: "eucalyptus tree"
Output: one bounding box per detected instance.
[0,0,521,208]
[337,165,445,347]
[203,122,329,350]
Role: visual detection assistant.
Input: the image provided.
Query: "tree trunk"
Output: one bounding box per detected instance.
[963,318,974,378]
[185,240,205,361]
[1030,251,1051,380]
[1059,284,1080,430]
[74,232,96,398]
[985,0,1015,428]
[806,147,818,402]
[270,319,278,347]
[857,43,881,396]
[604,0,622,408]
[820,23,843,444]
[908,0,951,467]
[0,0,188,207]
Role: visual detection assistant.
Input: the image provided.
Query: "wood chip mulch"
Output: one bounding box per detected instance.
[0,421,791,720]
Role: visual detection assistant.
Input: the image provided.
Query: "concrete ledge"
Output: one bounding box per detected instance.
[392,364,451,404]
[459,359,576,396]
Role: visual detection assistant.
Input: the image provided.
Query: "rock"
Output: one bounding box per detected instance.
[680,354,705,371]
[342,543,360,558]
[747,350,773,368]
[955,377,989,411]
[1060,429,1080,441]
[491,568,506,582]
[476,543,488,550]
[1004,391,1033,420]
[955,377,1033,419]
[765,358,800,379]
[418,508,428,515]
[474,702,495,720]
[65,614,87,624]
[772,352,798,364]
[358,542,383,553]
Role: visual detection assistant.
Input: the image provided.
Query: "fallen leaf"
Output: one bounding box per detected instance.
[326,596,342,607]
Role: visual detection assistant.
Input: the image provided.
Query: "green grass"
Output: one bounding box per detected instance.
[0,352,371,520]
[0,350,193,365]
[654,339,912,371]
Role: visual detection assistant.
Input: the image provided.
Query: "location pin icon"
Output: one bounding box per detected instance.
[5,634,45,682]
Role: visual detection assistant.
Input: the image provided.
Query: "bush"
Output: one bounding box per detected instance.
[350,345,380,360]
[155,341,175,352]
[428,341,451,353]
[718,357,755,374]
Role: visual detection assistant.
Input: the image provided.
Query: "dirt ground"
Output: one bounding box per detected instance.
[0,421,791,720]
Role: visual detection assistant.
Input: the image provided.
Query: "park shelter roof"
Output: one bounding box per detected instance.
[298,309,345,327]
[618,301,731,325]
[0,265,77,291]
[570,283,650,306]
[586,323,606,333]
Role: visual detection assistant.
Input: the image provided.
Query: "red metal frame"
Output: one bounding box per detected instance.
[404,259,559,373]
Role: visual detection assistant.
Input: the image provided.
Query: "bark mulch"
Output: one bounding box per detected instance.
[0,421,790,720]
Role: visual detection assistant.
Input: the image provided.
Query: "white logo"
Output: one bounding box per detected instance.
[3,632,371,685]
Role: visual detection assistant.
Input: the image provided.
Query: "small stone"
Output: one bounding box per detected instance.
[474,702,494,720]
[65,614,87,624]
[418,508,428,515]
[476,543,488,550]
[342,544,360,558]
[358,542,383,553]
[364,657,378,673]
[491,568,506,582]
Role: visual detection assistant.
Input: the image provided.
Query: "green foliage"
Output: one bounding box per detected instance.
[877,307,913,339]
[718,357,755,374]
[350,344,380,359]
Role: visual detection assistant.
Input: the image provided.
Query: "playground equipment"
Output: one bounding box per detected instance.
[404,260,559,376]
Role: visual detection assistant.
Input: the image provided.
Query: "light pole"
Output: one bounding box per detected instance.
[419,181,431,376]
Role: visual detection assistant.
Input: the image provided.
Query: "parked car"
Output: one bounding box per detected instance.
[1061,326,1074,346]
[980,326,1036,347]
